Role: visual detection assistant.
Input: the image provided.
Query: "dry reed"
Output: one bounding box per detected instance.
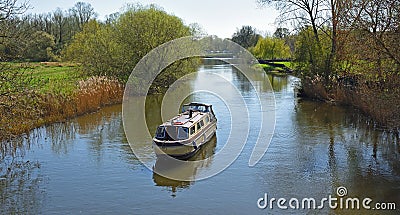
[0,76,124,143]
[300,74,400,128]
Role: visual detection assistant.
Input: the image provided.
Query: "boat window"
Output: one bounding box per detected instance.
[165,126,179,140]
[177,127,189,140]
[190,126,195,135]
[199,120,204,127]
[205,116,209,124]
[182,105,209,113]
[196,106,206,112]
[197,120,205,131]
[155,126,165,139]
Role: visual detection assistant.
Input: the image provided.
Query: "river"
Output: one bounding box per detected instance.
[1,60,399,214]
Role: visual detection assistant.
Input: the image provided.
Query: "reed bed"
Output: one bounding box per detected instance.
[75,76,124,115]
[300,74,400,129]
[0,76,124,143]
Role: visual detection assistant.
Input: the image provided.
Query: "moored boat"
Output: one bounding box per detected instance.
[152,102,217,159]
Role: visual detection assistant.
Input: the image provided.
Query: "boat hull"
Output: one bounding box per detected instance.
[153,122,217,160]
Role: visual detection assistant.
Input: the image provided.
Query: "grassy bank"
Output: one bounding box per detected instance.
[258,62,293,73]
[0,63,124,142]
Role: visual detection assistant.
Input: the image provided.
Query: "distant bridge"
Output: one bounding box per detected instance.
[204,51,234,59]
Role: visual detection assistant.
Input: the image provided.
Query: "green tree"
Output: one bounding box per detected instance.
[113,5,191,79]
[0,0,30,60]
[64,4,198,93]
[251,36,291,60]
[294,26,332,76]
[63,20,116,74]
[23,31,56,61]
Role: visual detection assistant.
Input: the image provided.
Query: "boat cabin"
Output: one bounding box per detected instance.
[154,102,216,142]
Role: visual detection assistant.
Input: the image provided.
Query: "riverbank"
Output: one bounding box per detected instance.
[0,63,124,142]
[299,74,400,129]
[258,61,293,73]
[1,57,201,143]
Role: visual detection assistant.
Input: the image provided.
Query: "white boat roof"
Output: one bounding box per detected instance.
[161,111,207,128]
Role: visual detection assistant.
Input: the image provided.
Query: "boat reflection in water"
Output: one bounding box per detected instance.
[152,135,217,196]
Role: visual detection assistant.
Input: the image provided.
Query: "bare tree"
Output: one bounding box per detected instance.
[69,2,96,30]
[258,0,332,43]
[231,25,260,48]
[341,0,400,67]
[0,0,29,21]
[258,0,342,78]
[52,8,66,45]
[0,0,32,60]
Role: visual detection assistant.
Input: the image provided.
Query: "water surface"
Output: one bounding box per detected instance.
[1,60,399,214]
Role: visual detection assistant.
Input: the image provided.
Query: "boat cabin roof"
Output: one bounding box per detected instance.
[160,111,208,128]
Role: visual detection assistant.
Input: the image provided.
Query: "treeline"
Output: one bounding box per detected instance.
[230,25,293,60]
[232,1,399,79]
[0,1,96,61]
[253,0,400,83]
[1,1,201,86]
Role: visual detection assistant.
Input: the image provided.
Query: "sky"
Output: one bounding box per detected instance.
[27,0,280,38]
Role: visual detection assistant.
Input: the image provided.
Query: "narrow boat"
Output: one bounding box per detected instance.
[152,102,217,160]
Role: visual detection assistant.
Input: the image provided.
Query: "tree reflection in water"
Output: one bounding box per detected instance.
[294,99,400,208]
[0,104,134,213]
[0,135,44,214]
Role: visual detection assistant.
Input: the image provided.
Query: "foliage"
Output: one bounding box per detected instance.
[231,25,261,49]
[260,0,400,77]
[257,62,292,73]
[23,31,56,61]
[293,27,333,77]
[0,63,41,140]
[261,0,400,128]
[63,20,113,74]
[112,5,192,79]
[0,2,97,61]
[64,4,199,93]
[250,36,291,60]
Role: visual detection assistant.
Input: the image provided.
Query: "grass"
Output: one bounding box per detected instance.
[257,61,293,73]
[11,62,85,95]
[0,62,124,142]
[279,61,293,68]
